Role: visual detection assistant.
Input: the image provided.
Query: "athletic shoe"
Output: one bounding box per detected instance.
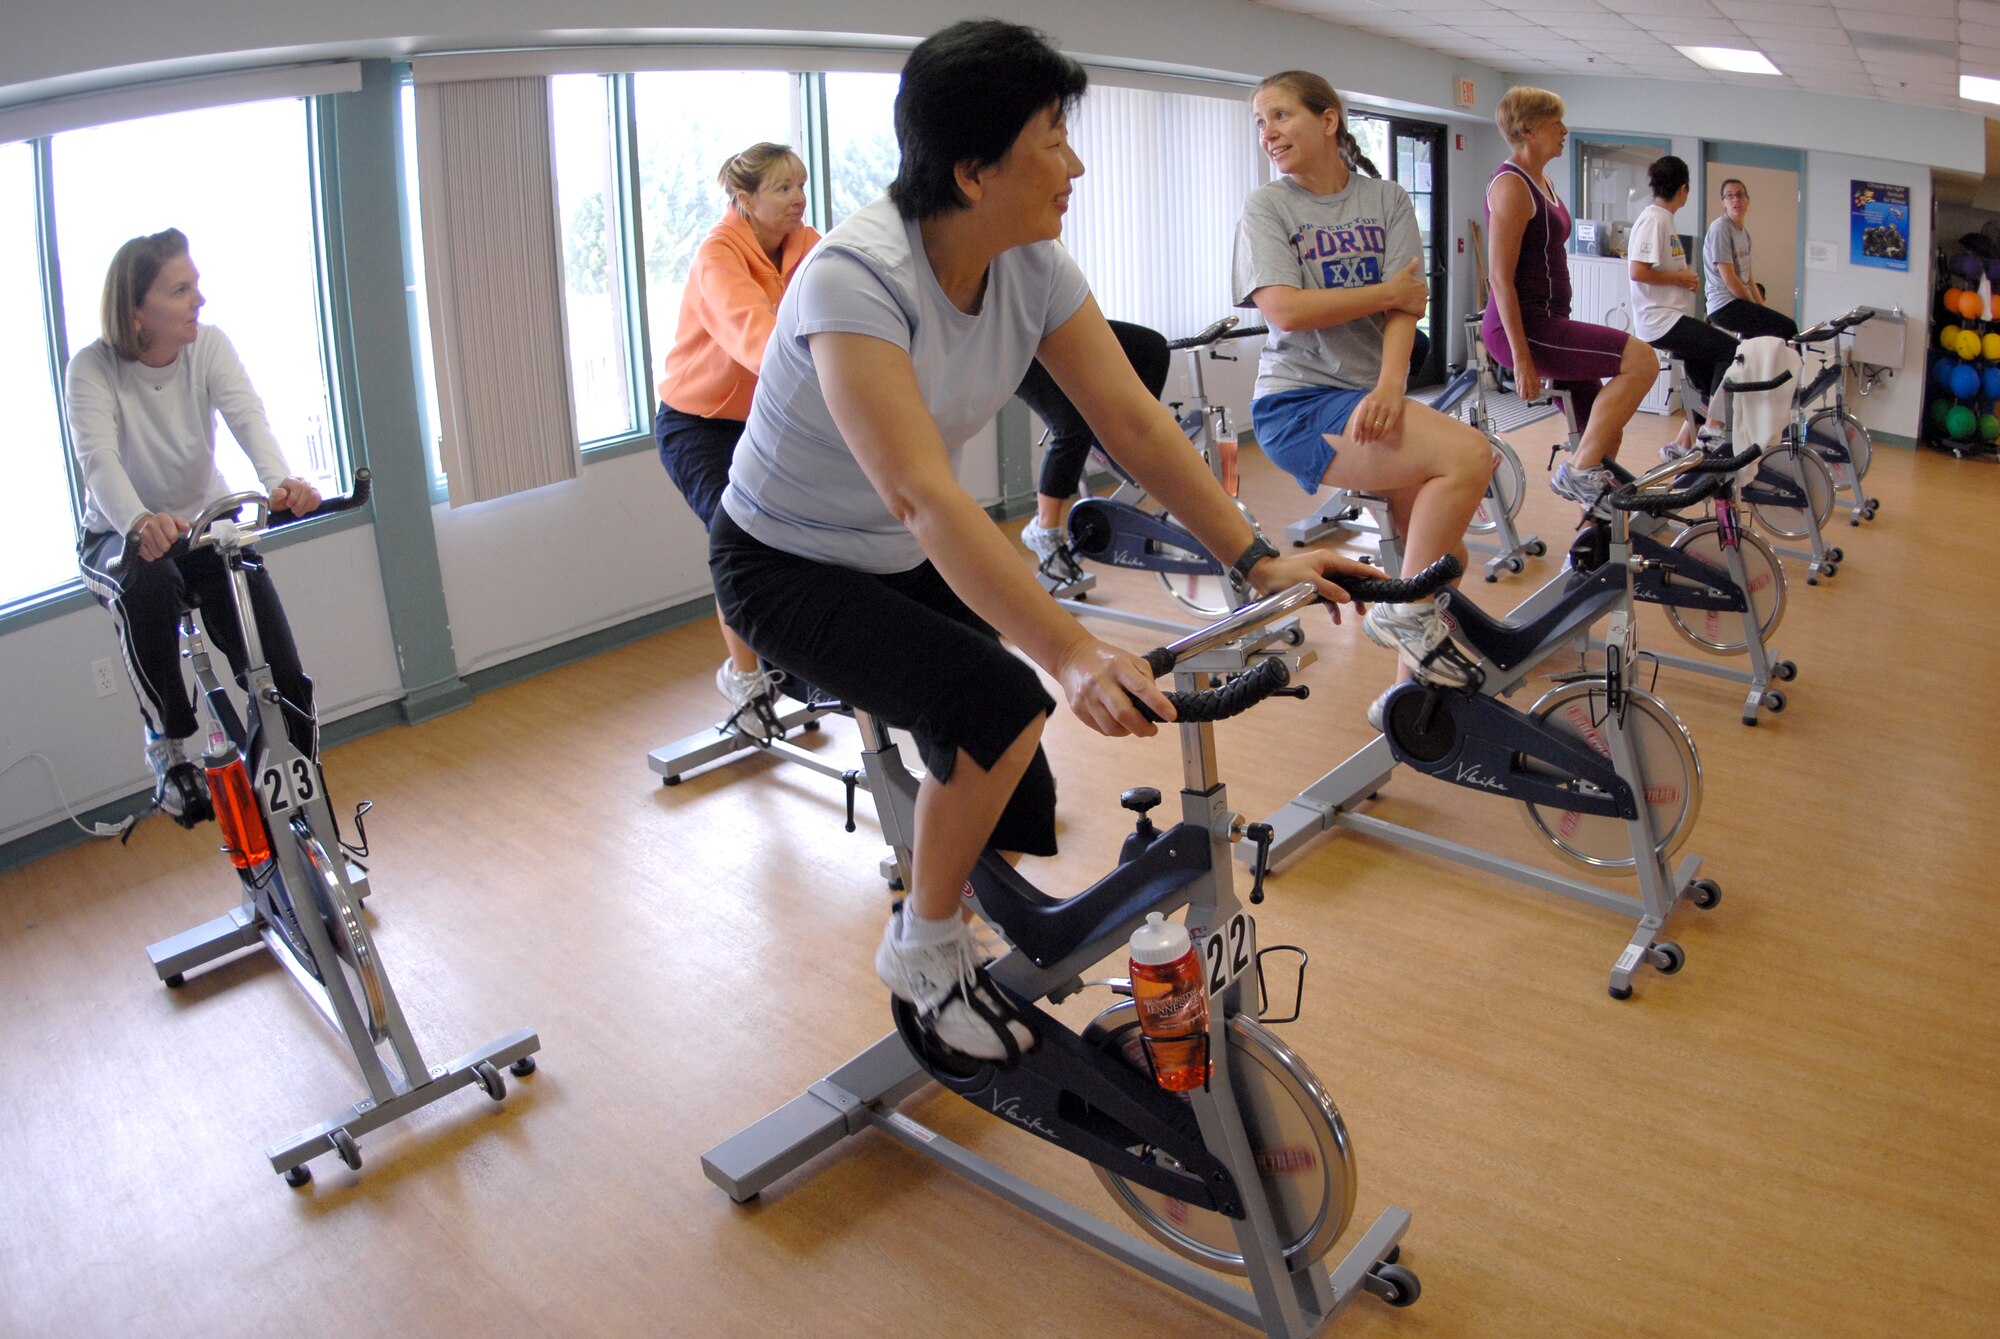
[144,731,209,824]
[1019,518,1065,562]
[715,658,784,711]
[1366,684,1395,732]
[1659,436,1697,464]
[876,908,1035,1062]
[1362,600,1474,688]
[1550,461,1613,514]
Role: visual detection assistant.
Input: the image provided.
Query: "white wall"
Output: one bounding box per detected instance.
[0,525,402,846]
[1802,151,1931,441]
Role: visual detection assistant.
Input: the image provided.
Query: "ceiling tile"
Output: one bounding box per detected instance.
[1511,10,1644,30]
[1714,1,1843,27]
[1837,10,1958,41]
[1611,0,1722,12]
[1967,0,2000,27]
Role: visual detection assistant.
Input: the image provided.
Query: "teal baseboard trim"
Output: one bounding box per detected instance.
[460,595,715,697]
[1875,432,1916,449]
[398,678,474,725]
[0,790,152,876]
[988,493,1037,522]
[323,699,411,747]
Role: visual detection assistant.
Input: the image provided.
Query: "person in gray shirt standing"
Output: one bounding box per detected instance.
[1703,178,1797,341]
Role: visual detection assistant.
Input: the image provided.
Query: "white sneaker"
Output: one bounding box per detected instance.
[1550,461,1613,515]
[715,659,783,711]
[1362,600,1473,688]
[876,909,1034,1062]
[144,730,209,823]
[1366,684,1395,732]
[1659,436,1696,464]
[1019,518,1066,562]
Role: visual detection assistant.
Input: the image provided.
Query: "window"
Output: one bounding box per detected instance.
[553,74,644,446]
[822,72,900,226]
[1572,136,1671,257]
[51,98,341,498]
[398,82,446,490]
[1,143,76,609]
[632,70,797,377]
[1063,84,1267,340]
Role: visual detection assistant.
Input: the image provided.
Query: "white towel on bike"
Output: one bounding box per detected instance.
[1720,336,1802,452]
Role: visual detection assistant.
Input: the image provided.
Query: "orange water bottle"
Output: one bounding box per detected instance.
[1129,911,1211,1091]
[202,731,271,869]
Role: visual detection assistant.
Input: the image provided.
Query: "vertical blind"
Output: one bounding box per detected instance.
[414,76,580,506]
[1064,84,1268,342]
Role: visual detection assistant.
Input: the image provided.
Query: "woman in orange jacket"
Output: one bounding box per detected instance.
[655,142,821,712]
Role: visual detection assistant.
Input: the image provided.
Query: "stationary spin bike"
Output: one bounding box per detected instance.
[1253,464,1731,998]
[1038,316,1297,640]
[704,560,1462,1336]
[130,472,541,1186]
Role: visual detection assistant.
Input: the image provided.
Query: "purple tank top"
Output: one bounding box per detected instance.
[1488,161,1571,319]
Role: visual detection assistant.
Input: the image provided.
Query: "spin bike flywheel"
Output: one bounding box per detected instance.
[1747,442,1836,539]
[297,826,391,1040]
[1156,498,1260,617]
[1519,681,1702,872]
[1082,1002,1354,1274]
[1661,522,1787,655]
[1467,434,1525,534]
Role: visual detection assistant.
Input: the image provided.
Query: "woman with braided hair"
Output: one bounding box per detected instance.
[1233,70,1493,726]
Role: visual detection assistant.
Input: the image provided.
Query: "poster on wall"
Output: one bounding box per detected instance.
[1850,181,1910,271]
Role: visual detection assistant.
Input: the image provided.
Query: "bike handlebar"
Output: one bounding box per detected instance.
[1132,654,1294,725]
[1165,317,1269,351]
[1686,444,1764,474]
[108,467,375,578]
[1607,465,1731,516]
[1720,368,1794,395]
[1792,307,1873,346]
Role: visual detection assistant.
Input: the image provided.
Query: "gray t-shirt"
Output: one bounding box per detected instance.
[1231,173,1421,398]
[1704,216,1752,315]
[720,196,1091,573]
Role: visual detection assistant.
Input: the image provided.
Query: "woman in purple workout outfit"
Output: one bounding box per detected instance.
[1481,86,1656,513]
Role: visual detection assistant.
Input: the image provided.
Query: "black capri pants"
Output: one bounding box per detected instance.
[710,508,1058,856]
[1015,320,1171,500]
[655,402,746,528]
[1648,315,1740,405]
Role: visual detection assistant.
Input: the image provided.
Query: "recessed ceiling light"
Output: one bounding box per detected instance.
[1674,45,1782,76]
[1962,74,2000,105]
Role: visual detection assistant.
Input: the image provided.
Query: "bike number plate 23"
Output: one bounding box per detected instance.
[258,757,319,814]
[1201,911,1255,996]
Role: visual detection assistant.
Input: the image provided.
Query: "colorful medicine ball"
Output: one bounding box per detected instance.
[1981,413,2000,441]
[1986,257,2000,284]
[1952,363,1982,398]
[1956,329,1982,359]
[1953,254,1985,282]
[1963,290,1987,321]
[1947,404,1978,439]
[1930,398,1954,430]
[1942,323,1963,350]
[1934,356,1958,387]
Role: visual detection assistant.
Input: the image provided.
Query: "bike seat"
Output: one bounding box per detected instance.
[966,826,1211,971]
[1425,367,1481,417]
[1437,561,1626,672]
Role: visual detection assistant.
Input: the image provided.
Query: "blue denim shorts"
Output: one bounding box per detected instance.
[1250,386,1368,493]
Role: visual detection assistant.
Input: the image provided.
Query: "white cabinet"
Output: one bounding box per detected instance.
[1567,253,1674,414]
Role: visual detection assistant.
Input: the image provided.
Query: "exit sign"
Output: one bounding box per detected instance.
[1455,78,1476,107]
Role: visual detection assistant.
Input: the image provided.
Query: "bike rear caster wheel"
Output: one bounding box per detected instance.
[331,1127,362,1171]
[1774,660,1797,682]
[474,1060,507,1101]
[1647,941,1685,975]
[1686,878,1722,910]
[1364,1261,1422,1307]
[1762,689,1786,713]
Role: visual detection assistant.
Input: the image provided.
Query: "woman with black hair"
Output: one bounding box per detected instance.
[709,20,1370,1061]
[1628,154,1737,457]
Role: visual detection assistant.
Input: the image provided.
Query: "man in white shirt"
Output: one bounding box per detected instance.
[1630,156,1737,454]
[1703,177,1797,341]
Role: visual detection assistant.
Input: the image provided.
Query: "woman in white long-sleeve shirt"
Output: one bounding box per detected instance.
[68,227,322,823]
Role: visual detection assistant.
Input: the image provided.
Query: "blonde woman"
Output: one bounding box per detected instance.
[1482,86,1656,513]
[655,142,820,712]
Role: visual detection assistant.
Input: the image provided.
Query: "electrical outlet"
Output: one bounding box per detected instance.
[91,657,118,698]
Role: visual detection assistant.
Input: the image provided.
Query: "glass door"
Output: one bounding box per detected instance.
[1351,113,1447,386]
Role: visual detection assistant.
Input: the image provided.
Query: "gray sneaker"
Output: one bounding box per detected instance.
[144,730,210,824]
[1019,518,1065,562]
[876,909,1034,1062]
[1362,600,1474,687]
[715,658,784,711]
[1366,684,1395,732]
[1550,461,1613,513]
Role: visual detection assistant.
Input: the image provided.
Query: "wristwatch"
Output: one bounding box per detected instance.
[1229,535,1279,585]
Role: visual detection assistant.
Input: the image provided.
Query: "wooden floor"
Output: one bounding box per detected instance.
[5,415,1998,1338]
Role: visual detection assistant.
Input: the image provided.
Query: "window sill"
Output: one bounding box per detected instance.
[0,506,373,635]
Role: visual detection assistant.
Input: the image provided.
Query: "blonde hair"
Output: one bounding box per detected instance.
[1495,86,1564,148]
[100,227,190,362]
[718,143,806,216]
[1254,71,1380,178]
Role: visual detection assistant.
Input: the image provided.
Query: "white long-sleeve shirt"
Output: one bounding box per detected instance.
[66,325,294,536]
